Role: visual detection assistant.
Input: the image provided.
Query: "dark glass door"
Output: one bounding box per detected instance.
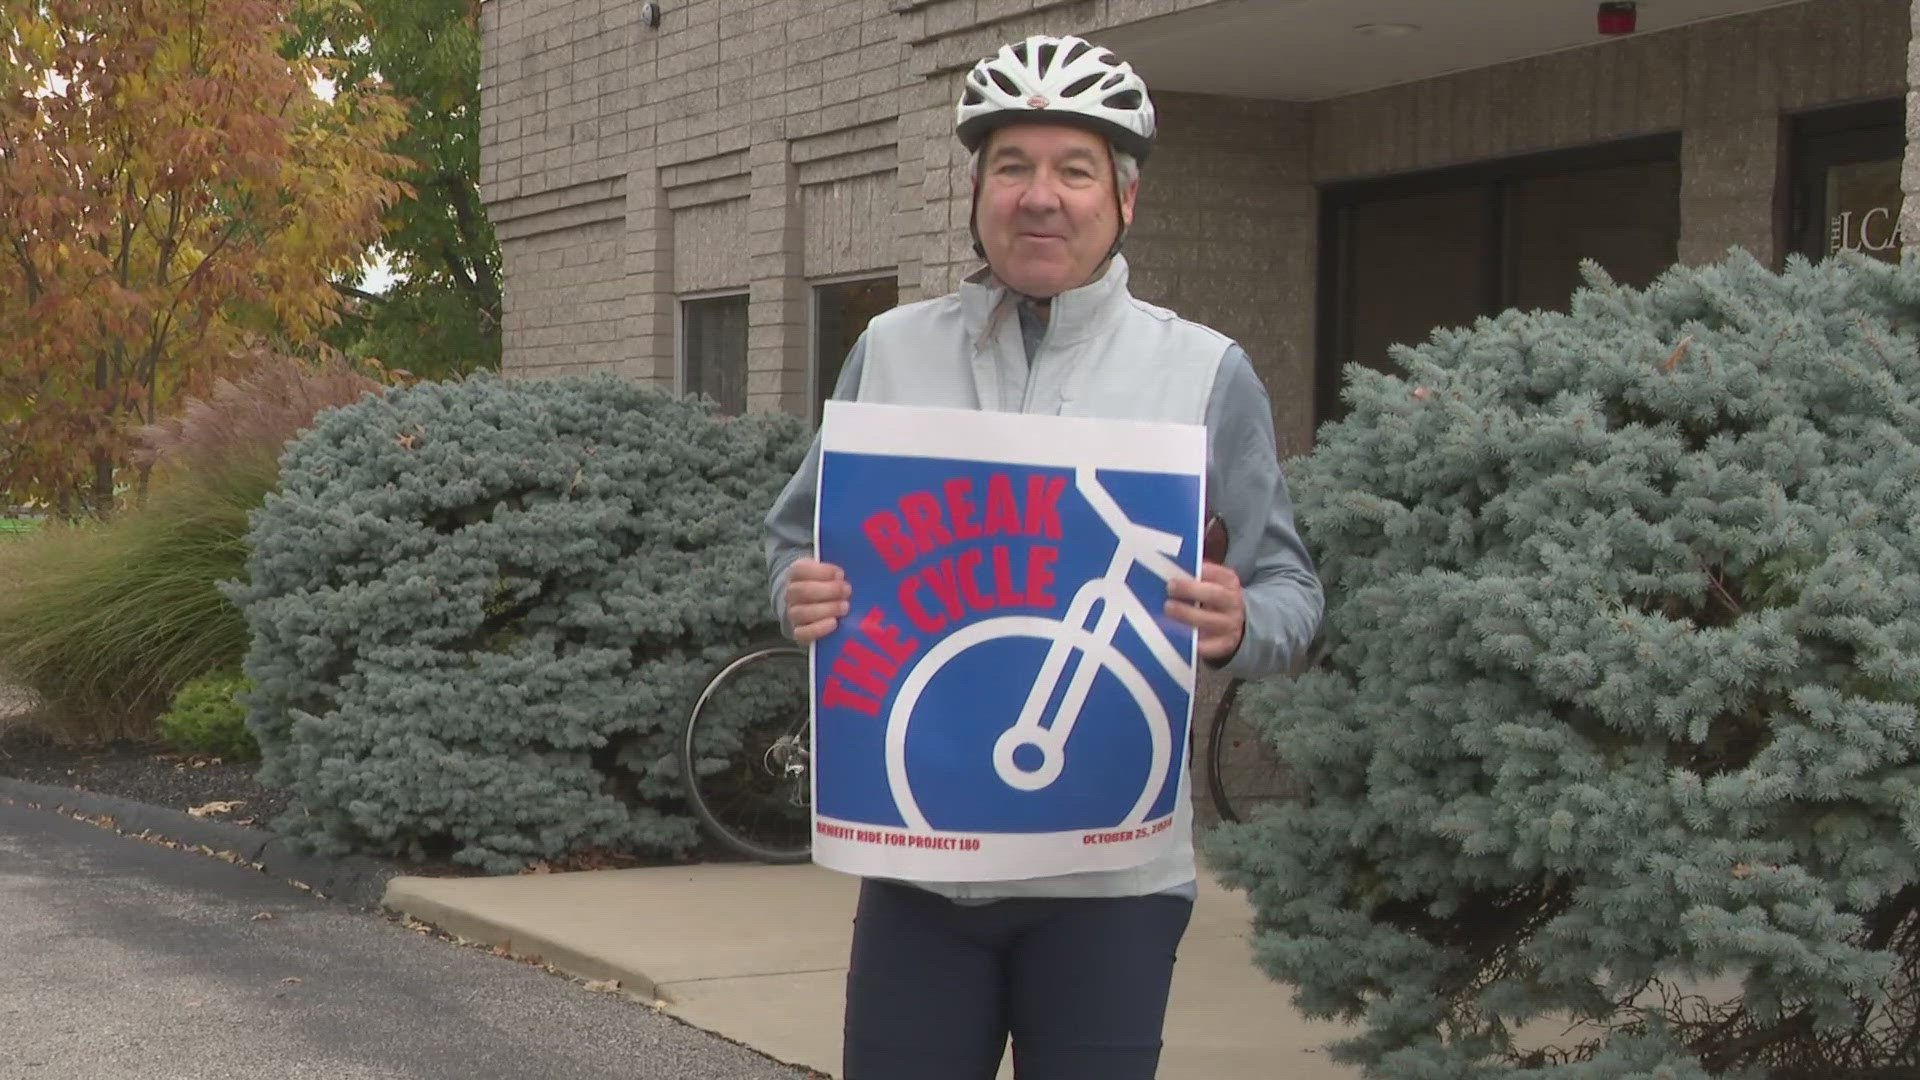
[1790,99,1904,263]
[1318,136,1682,426]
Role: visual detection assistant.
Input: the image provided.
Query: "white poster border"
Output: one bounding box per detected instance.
[820,400,1206,474]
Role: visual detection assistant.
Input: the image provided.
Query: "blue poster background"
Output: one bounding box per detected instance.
[815,451,1201,835]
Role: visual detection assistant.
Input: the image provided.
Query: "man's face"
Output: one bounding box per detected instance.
[975,124,1138,299]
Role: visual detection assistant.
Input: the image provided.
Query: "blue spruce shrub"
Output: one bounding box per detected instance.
[1208,252,1920,1078]
[226,375,807,873]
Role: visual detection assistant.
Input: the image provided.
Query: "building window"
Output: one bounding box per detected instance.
[1790,99,1903,264]
[681,293,748,416]
[811,276,898,424]
[1317,135,1681,426]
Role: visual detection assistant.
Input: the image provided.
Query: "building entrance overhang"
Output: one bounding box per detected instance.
[1095,0,1813,101]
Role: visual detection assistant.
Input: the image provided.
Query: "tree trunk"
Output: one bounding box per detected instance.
[90,448,114,520]
[90,353,113,518]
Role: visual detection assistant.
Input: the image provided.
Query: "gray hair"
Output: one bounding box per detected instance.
[968,145,1141,191]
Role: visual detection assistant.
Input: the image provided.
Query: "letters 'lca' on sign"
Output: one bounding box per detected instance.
[811,400,1206,881]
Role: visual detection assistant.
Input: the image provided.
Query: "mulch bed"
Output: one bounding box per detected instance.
[0,725,293,829]
[0,719,725,875]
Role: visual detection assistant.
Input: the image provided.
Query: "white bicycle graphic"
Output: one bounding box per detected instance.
[883,467,1196,832]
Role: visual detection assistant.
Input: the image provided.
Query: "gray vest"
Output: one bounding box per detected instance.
[857,256,1228,900]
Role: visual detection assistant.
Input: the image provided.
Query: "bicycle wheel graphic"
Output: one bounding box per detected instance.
[884,615,1178,834]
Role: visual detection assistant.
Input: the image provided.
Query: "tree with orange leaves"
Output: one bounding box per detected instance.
[0,0,407,516]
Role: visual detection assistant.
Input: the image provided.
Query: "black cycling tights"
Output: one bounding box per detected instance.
[842,879,1194,1080]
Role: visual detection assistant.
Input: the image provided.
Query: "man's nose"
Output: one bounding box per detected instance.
[1016,172,1063,212]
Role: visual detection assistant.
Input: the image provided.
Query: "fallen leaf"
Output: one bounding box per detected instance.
[1662,335,1694,372]
[582,979,620,994]
[281,977,302,985]
[1732,863,1753,879]
[250,912,275,922]
[188,800,245,818]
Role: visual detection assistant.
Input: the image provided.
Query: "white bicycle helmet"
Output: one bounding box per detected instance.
[955,35,1156,162]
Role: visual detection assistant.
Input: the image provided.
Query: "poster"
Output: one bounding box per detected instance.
[811,400,1206,881]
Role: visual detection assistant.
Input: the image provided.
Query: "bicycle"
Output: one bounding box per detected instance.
[678,642,813,863]
[1204,668,1318,824]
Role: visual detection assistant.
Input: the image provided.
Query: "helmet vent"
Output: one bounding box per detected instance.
[1011,41,1030,64]
[1062,74,1102,98]
[988,68,1021,96]
[1036,42,1058,72]
[1063,40,1092,66]
[1104,89,1143,111]
[1100,72,1124,89]
[961,86,983,106]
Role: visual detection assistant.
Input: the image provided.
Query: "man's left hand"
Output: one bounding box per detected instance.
[1166,562,1244,663]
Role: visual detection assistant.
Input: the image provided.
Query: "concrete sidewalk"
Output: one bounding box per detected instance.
[385,863,1359,1079]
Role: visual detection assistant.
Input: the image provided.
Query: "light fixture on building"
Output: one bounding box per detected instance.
[1353,22,1422,37]
[1598,1,1637,35]
[640,2,661,29]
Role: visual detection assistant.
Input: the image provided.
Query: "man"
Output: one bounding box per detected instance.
[764,34,1322,1080]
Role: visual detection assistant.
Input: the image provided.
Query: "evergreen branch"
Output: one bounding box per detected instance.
[1695,1007,1816,1073]
[1698,556,1744,618]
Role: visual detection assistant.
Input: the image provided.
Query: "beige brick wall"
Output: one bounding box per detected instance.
[484,0,1910,441]
[490,176,630,381]
[482,0,911,404]
[670,198,749,294]
[1130,93,1318,455]
[802,164,901,279]
[1901,0,1920,245]
[495,215,628,377]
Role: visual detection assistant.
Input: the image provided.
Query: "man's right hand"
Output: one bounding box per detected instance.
[785,559,851,644]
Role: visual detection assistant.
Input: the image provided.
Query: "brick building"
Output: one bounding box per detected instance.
[479,0,1918,453]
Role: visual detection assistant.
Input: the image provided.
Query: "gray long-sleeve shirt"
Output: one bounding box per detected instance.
[763,327,1323,681]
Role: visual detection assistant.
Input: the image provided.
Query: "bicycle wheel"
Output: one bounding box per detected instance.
[680,644,813,863]
[1206,678,1304,824]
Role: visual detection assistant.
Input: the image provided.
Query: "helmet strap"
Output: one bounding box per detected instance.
[1102,165,1129,265]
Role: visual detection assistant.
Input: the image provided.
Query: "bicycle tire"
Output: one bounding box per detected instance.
[1206,677,1304,824]
[680,644,813,863]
